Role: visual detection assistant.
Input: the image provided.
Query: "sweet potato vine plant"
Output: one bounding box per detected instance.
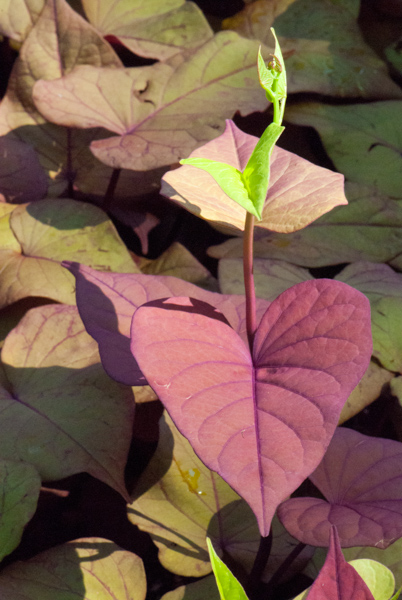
[0,2,402,600]
[67,32,397,600]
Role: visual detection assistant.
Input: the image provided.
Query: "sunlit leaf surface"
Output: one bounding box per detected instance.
[0,538,146,600]
[82,0,213,60]
[33,34,268,171]
[0,199,138,307]
[65,262,270,386]
[131,280,372,535]
[162,120,346,233]
[0,305,134,498]
[223,0,402,99]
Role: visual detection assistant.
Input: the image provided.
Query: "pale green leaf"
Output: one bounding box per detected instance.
[285,101,402,198]
[32,32,268,171]
[0,305,134,498]
[180,158,259,218]
[207,538,248,600]
[82,0,213,60]
[242,122,284,218]
[0,538,146,600]
[0,198,139,307]
[128,411,260,577]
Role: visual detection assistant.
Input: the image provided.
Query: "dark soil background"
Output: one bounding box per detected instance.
[1,1,402,599]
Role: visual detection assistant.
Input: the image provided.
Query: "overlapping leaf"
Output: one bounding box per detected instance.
[130,279,372,535]
[32,33,270,172]
[0,538,146,600]
[335,262,402,305]
[0,460,41,562]
[223,0,402,99]
[0,0,45,42]
[64,262,270,386]
[139,242,218,291]
[338,361,393,425]
[129,412,313,578]
[208,183,402,266]
[294,527,375,599]
[278,428,402,548]
[0,199,138,307]
[342,537,402,589]
[371,298,402,372]
[0,0,128,196]
[128,412,260,577]
[162,120,346,233]
[285,101,402,198]
[218,258,392,423]
[303,554,396,600]
[82,0,213,60]
[0,304,134,498]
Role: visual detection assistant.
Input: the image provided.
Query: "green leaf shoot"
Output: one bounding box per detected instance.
[241,122,284,219]
[179,158,261,219]
[258,28,287,124]
[206,537,249,600]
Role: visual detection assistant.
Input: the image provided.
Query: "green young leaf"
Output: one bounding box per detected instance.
[241,122,284,217]
[206,538,249,600]
[257,28,286,102]
[391,589,402,600]
[180,158,260,219]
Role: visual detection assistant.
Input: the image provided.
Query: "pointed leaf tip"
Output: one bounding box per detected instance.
[131,279,371,536]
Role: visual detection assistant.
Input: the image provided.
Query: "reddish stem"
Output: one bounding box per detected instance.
[243,211,257,351]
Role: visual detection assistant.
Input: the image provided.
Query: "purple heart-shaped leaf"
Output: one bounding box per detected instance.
[278,427,402,549]
[305,526,375,599]
[130,279,372,535]
[63,262,270,386]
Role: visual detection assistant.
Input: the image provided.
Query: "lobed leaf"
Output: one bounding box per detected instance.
[162,120,346,233]
[64,262,270,386]
[0,199,139,307]
[130,279,372,535]
[278,428,402,548]
[285,101,402,199]
[208,182,402,267]
[82,0,213,60]
[223,0,402,99]
[336,262,402,305]
[0,538,146,600]
[33,33,268,171]
[0,304,134,498]
[128,412,260,577]
[0,0,125,196]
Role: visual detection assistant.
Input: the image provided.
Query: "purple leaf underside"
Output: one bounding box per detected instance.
[63,262,270,386]
[306,526,375,599]
[130,279,372,536]
[278,427,402,549]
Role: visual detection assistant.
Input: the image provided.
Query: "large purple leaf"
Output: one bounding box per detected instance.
[278,427,402,548]
[303,527,375,600]
[130,279,372,536]
[64,262,270,386]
